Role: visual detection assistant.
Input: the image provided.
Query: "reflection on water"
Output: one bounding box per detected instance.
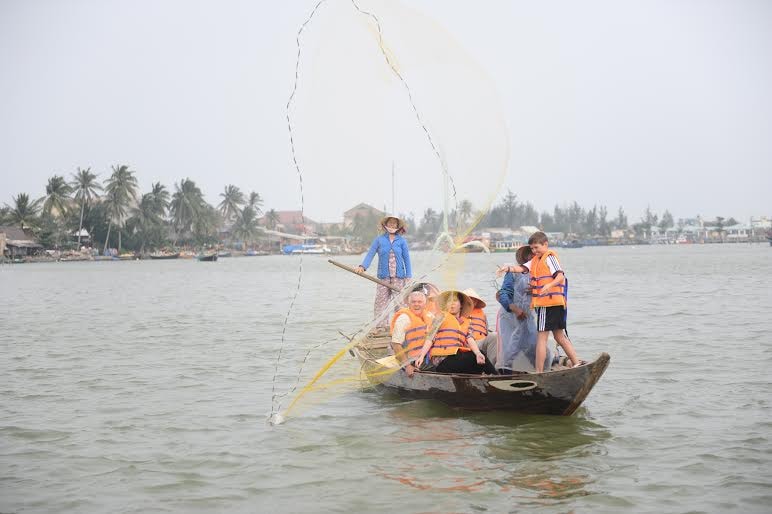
[368,396,611,506]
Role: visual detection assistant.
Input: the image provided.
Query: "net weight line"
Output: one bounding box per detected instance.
[270,0,464,424]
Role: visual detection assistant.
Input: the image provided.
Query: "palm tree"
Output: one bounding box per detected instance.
[246,191,263,216]
[218,185,245,222]
[41,175,73,218]
[232,206,260,250]
[0,206,10,225]
[130,193,165,254]
[458,199,473,226]
[149,182,170,216]
[102,164,139,254]
[265,209,280,230]
[420,208,439,237]
[70,167,101,247]
[170,178,206,244]
[6,193,41,230]
[192,203,221,245]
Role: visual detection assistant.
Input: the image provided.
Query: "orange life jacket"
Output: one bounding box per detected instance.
[468,307,488,340]
[529,249,567,308]
[430,313,470,358]
[458,316,471,337]
[390,308,430,360]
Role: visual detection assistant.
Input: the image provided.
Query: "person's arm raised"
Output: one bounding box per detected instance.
[496,264,527,277]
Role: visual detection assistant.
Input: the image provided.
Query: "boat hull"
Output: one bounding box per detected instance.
[354,342,609,416]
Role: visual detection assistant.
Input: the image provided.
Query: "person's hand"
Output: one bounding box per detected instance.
[514,307,526,320]
[495,264,510,277]
[405,363,416,377]
[474,351,486,365]
[414,354,426,369]
[354,265,365,274]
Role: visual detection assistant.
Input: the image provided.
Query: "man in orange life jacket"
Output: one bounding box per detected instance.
[390,290,433,377]
[497,231,582,372]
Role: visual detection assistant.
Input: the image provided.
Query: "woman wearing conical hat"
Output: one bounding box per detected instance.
[355,215,412,329]
[462,288,489,341]
[463,287,501,366]
[413,290,497,375]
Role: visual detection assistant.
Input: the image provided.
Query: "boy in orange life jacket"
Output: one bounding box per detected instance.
[496,231,582,372]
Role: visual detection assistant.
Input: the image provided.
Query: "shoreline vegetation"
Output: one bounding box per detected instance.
[2,165,771,263]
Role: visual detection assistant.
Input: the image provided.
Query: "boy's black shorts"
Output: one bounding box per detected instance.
[535,305,566,332]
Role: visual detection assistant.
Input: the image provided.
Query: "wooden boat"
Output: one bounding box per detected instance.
[197,253,218,262]
[492,240,518,252]
[352,335,610,416]
[556,239,584,249]
[149,252,180,260]
[453,240,489,253]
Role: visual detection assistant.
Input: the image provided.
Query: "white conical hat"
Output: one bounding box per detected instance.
[462,288,486,309]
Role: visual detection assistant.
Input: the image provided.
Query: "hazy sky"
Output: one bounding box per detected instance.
[1,0,770,223]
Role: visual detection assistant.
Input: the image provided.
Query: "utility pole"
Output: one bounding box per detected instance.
[391,161,395,214]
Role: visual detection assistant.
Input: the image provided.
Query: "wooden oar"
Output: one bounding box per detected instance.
[328,259,401,292]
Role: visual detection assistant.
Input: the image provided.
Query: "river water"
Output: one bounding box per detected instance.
[1,244,770,513]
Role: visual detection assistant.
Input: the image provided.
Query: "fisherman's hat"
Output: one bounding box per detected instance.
[379,214,406,233]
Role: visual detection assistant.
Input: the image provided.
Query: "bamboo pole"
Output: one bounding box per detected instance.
[328,259,401,292]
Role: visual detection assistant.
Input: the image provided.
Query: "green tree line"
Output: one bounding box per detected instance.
[0,165,281,253]
[3,171,742,250]
[408,189,739,241]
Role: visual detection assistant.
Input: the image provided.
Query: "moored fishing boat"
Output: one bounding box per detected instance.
[492,240,518,252]
[149,252,180,260]
[352,334,610,416]
[453,240,489,253]
[197,252,218,261]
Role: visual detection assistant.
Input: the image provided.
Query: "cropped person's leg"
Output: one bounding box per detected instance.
[553,329,581,367]
[534,331,549,373]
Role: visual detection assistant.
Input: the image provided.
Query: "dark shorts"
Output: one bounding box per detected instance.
[535,305,566,332]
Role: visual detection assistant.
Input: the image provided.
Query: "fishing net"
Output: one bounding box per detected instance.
[269,0,509,424]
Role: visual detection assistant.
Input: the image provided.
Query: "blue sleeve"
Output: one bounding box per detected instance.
[497,272,515,311]
[361,236,379,270]
[401,239,412,278]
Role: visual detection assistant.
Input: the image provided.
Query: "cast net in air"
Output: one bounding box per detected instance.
[269,0,510,424]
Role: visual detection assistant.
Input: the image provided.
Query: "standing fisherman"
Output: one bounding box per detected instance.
[355,215,412,330]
